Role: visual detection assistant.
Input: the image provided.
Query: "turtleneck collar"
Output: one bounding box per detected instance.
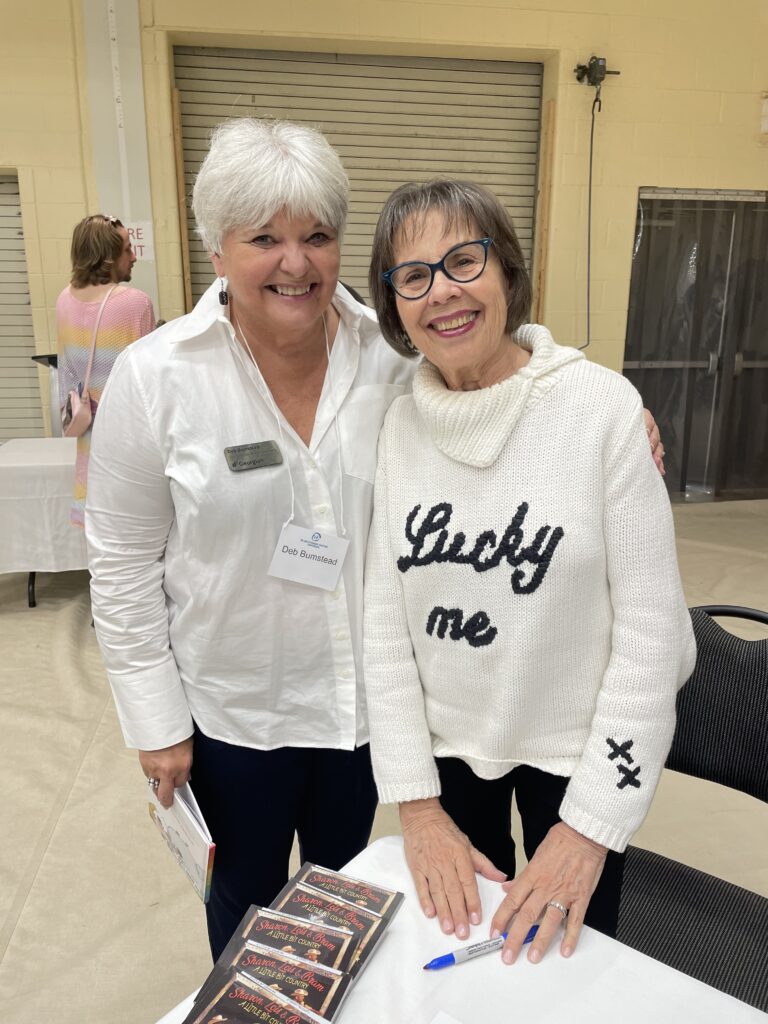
[411,324,584,467]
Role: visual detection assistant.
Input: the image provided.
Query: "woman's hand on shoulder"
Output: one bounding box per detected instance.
[643,408,666,475]
[400,798,506,940]
[139,737,194,809]
[490,821,607,965]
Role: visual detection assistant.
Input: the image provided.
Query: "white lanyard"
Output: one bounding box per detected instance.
[231,312,296,528]
[229,309,350,591]
[321,313,348,538]
[231,309,348,535]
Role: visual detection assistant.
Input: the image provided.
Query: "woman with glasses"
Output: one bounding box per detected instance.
[86,119,665,963]
[363,179,695,967]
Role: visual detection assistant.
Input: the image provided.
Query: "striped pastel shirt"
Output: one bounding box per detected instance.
[56,285,155,526]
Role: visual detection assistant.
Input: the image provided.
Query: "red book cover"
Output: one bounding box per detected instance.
[293,863,404,920]
[195,907,358,1009]
[270,882,385,976]
[186,972,326,1024]
[242,908,358,972]
[236,942,349,1017]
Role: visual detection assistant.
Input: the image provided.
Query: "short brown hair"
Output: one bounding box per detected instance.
[70,214,125,287]
[369,180,532,358]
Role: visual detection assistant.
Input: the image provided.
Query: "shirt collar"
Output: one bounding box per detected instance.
[331,281,380,344]
[166,279,230,346]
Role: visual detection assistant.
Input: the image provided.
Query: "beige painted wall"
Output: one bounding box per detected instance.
[0,0,95,432]
[2,0,766,431]
[140,0,768,370]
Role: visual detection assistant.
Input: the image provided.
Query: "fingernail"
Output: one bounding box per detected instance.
[529,948,541,964]
[491,928,500,939]
[425,907,436,918]
[442,919,453,933]
[562,945,573,958]
[502,949,515,965]
[470,912,481,925]
[457,924,468,939]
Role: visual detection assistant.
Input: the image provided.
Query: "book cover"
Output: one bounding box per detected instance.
[147,782,215,903]
[195,907,358,1009]
[293,863,404,920]
[234,941,350,1018]
[270,882,385,976]
[185,971,326,1024]
[240,908,358,973]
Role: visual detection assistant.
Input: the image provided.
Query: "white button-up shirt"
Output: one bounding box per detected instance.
[86,281,415,752]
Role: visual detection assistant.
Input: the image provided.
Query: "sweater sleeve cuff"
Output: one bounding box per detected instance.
[558,793,635,853]
[375,774,441,806]
[106,657,193,750]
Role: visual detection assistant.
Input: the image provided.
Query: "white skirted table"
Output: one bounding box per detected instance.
[155,835,764,1024]
[0,437,87,604]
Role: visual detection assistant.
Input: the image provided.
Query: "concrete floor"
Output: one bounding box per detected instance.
[1,500,766,1023]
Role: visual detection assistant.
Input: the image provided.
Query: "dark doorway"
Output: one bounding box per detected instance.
[624,189,768,501]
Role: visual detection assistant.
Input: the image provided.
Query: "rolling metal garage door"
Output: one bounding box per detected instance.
[0,176,42,439]
[174,47,543,306]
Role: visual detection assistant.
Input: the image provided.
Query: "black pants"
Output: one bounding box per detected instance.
[191,725,378,961]
[436,757,625,937]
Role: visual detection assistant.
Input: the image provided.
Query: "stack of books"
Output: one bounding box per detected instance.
[184,862,404,1023]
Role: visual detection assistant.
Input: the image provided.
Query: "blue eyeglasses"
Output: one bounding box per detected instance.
[382,238,493,300]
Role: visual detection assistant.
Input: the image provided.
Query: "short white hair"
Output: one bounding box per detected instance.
[192,118,349,253]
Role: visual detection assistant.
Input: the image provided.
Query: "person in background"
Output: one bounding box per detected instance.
[56,214,155,526]
[363,179,695,967]
[85,119,666,963]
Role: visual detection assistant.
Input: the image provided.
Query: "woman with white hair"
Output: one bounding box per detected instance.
[86,118,664,961]
[85,118,414,959]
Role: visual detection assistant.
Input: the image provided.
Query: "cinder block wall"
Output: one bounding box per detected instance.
[2,0,766,427]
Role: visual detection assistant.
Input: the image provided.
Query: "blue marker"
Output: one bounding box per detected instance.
[423,924,539,970]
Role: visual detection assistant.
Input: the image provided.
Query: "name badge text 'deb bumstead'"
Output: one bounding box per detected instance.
[268,523,349,591]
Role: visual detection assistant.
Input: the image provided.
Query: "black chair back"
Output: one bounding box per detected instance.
[617,847,768,1011]
[616,605,768,1011]
[667,607,768,801]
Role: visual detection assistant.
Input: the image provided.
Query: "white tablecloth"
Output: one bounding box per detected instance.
[0,438,87,574]
[156,835,764,1024]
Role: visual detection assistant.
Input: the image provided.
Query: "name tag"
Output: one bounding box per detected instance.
[224,441,282,472]
[268,523,349,592]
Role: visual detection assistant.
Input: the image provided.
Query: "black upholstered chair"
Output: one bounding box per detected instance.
[615,605,768,1012]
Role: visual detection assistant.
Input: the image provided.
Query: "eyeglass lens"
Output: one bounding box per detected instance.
[390,241,488,298]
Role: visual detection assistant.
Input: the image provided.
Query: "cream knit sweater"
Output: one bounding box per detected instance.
[363,325,696,853]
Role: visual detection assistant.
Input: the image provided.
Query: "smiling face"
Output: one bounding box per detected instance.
[392,210,522,389]
[210,210,341,342]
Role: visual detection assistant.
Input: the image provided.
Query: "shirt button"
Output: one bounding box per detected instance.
[341,670,352,679]
[335,631,346,641]
[317,505,328,515]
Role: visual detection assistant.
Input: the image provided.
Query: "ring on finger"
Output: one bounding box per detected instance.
[147,777,160,790]
[546,899,568,920]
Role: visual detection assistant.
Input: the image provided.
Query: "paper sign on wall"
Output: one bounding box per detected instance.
[125,220,154,261]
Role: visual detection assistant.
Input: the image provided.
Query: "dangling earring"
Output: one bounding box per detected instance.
[218,276,229,306]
